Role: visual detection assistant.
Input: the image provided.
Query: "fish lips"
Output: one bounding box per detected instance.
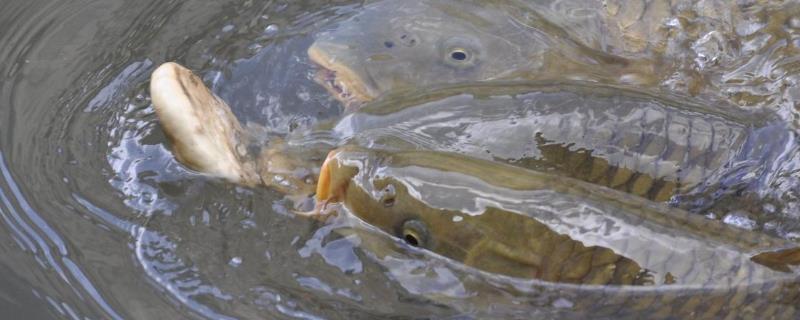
[308,42,377,111]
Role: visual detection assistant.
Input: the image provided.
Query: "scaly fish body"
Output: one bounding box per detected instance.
[317,147,800,318]
[325,81,792,202]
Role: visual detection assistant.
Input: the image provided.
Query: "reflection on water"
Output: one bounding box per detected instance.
[2,0,800,318]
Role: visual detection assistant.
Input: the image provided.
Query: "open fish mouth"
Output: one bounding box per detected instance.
[313,66,354,102]
[308,44,374,111]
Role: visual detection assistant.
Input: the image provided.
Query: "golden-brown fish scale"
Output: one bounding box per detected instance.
[582,263,617,285]
[628,174,654,197]
[650,180,677,202]
[587,157,611,182]
[561,248,595,282]
[542,236,576,282]
[609,167,636,188]
[628,290,658,312]
[566,148,593,176]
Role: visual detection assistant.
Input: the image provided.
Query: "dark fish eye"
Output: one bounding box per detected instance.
[440,36,480,68]
[384,41,394,48]
[450,49,468,61]
[401,219,429,248]
[404,233,419,246]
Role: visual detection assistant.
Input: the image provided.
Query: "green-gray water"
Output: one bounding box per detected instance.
[2,0,800,319]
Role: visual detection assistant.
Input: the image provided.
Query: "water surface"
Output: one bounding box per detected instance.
[2,0,800,318]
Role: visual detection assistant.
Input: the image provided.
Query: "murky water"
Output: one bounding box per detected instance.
[2,0,800,319]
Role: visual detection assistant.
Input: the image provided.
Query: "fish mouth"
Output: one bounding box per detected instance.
[308,43,375,111]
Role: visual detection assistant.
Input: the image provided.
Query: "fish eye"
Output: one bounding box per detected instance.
[441,37,481,68]
[400,219,429,248]
[449,49,468,61]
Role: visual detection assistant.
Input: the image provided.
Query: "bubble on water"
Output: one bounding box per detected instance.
[788,17,800,30]
[222,24,234,32]
[240,219,257,229]
[735,18,765,37]
[452,216,463,222]
[692,31,728,69]
[722,211,757,230]
[264,24,279,35]
[297,90,311,102]
[229,256,242,267]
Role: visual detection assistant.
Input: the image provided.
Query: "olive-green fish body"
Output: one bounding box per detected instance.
[318,147,800,318]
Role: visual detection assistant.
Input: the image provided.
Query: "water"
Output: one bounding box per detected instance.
[1,0,800,319]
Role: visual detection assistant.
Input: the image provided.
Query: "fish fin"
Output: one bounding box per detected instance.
[292,200,340,222]
[751,247,800,272]
[150,62,259,186]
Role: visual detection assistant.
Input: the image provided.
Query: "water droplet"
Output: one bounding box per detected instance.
[788,17,800,30]
[264,24,279,35]
[297,90,311,101]
[722,211,757,230]
[229,256,242,267]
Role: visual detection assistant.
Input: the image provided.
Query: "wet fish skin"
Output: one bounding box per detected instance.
[328,81,790,203]
[308,0,661,105]
[317,147,800,317]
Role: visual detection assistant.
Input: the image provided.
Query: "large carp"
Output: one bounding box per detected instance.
[312,81,795,206]
[317,148,800,318]
[315,146,800,319]
[307,0,668,109]
[316,147,800,283]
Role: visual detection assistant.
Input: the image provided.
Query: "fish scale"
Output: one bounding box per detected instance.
[337,81,776,203]
[318,147,800,318]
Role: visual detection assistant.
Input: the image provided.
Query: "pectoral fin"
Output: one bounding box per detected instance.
[751,247,800,273]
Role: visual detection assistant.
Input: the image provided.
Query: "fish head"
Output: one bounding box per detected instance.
[315,148,483,260]
[308,1,550,110]
[314,148,634,281]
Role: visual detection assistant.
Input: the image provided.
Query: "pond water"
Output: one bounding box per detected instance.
[2,0,800,319]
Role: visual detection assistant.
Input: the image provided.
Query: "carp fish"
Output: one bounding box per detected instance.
[324,81,795,205]
[315,147,800,318]
[308,0,664,109]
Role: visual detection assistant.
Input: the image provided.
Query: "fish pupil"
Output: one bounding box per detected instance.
[404,233,419,246]
[450,50,467,61]
[400,219,428,248]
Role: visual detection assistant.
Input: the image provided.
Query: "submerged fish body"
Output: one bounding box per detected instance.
[317,147,800,317]
[308,0,661,108]
[323,81,793,203]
